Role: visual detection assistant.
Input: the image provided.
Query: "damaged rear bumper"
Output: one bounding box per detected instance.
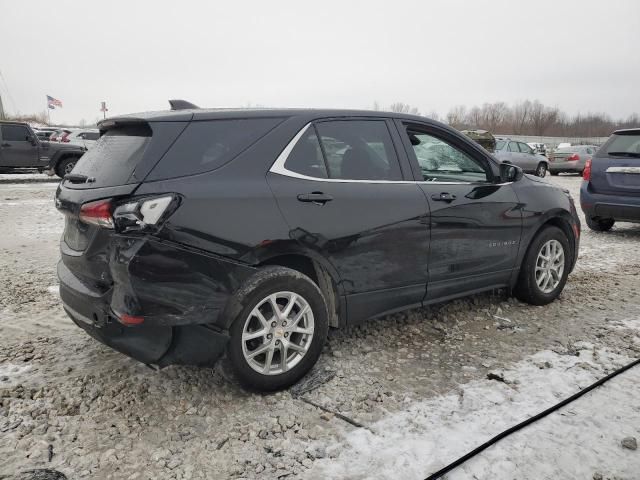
[58,236,256,367]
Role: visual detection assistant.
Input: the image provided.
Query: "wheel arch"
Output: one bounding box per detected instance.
[513,210,578,287]
[50,150,84,174]
[257,252,343,328]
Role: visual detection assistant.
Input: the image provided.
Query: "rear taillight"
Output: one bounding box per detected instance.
[79,199,114,228]
[583,158,592,181]
[567,153,580,161]
[113,194,179,233]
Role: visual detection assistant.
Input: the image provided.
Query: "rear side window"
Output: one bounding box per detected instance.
[495,140,506,150]
[284,127,328,178]
[84,132,100,140]
[314,120,401,181]
[1,125,30,142]
[150,118,282,179]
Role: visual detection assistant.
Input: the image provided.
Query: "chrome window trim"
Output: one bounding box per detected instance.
[606,166,640,174]
[269,123,498,186]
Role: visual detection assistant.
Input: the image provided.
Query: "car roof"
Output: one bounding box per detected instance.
[98,108,440,127]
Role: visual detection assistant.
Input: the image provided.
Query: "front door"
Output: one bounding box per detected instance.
[396,121,522,302]
[0,124,38,167]
[267,118,430,324]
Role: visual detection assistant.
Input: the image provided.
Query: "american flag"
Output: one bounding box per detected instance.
[47,95,62,109]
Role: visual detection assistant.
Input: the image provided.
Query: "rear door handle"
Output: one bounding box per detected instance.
[431,192,456,202]
[297,192,333,205]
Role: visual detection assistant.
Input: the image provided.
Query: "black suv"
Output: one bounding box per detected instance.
[0,121,86,176]
[55,106,580,391]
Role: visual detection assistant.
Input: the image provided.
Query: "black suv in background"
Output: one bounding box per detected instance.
[0,121,85,176]
[55,106,580,391]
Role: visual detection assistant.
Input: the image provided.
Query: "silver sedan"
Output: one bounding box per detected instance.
[549,145,598,175]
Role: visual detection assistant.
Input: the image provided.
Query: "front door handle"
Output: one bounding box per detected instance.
[297,192,333,205]
[431,192,456,202]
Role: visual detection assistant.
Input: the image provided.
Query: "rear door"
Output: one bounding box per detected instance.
[0,124,39,167]
[267,118,430,324]
[395,120,522,301]
[518,142,538,171]
[591,131,640,195]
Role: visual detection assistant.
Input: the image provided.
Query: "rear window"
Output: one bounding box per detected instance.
[148,118,282,180]
[556,147,573,153]
[602,133,640,157]
[70,124,151,187]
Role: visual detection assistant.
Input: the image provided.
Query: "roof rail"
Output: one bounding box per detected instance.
[168,99,199,111]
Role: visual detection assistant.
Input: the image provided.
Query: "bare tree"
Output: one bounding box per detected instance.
[389,102,420,115]
[529,101,559,136]
[511,100,532,134]
[446,105,467,129]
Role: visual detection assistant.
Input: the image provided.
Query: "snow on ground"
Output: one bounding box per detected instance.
[307,342,640,480]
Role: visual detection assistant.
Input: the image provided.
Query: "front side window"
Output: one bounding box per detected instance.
[406,129,488,183]
[315,120,402,181]
[508,142,519,152]
[1,125,30,142]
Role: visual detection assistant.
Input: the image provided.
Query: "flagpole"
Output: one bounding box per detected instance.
[46,96,51,126]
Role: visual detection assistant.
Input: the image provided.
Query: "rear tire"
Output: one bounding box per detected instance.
[55,157,79,178]
[535,162,547,177]
[514,226,570,305]
[226,266,328,391]
[585,216,614,232]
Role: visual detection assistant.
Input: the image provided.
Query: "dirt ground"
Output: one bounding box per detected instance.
[1,173,639,480]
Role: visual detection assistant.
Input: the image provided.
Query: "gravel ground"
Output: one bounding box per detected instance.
[0,173,639,480]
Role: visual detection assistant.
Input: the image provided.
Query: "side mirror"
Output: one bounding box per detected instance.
[499,161,523,183]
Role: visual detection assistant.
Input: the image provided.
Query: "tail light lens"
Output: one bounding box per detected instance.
[79,199,114,228]
[113,194,179,233]
[583,158,592,181]
[567,153,580,161]
[78,194,179,231]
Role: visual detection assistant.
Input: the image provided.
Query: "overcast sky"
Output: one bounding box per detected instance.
[1,0,638,124]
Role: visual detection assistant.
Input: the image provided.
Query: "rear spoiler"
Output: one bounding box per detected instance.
[169,99,199,111]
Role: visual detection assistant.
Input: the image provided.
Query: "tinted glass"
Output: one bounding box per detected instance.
[314,120,401,180]
[151,118,282,179]
[602,134,640,157]
[284,128,328,178]
[508,142,519,152]
[71,124,151,186]
[407,130,488,183]
[1,125,30,142]
[84,132,100,140]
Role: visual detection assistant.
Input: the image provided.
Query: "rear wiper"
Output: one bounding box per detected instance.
[607,151,640,158]
[64,173,96,184]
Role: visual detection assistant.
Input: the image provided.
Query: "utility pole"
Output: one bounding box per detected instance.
[0,93,5,120]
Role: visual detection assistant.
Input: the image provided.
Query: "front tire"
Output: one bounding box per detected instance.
[535,162,547,177]
[227,266,329,391]
[586,216,614,232]
[514,226,570,305]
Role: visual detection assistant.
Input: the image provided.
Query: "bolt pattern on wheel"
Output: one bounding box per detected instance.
[535,239,565,293]
[241,291,315,375]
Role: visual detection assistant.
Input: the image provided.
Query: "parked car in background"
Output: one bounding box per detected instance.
[66,129,100,150]
[557,142,571,149]
[0,121,86,176]
[494,138,549,177]
[527,142,547,156]
[549,145,597,175]
[55,105,580,391]
[580,128,640,231]
[34,130,54,141]
[50,129,72,142]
